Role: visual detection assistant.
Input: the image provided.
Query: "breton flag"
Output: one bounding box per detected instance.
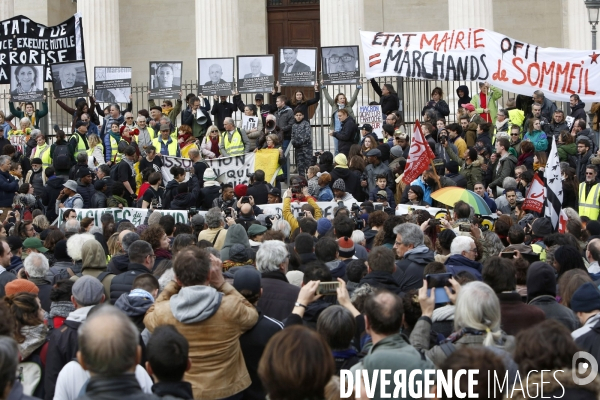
[522,173,546,213]
[544,136,563,230]
[402,120,436,185]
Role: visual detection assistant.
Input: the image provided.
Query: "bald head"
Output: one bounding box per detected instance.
[363,291,404,336]
[240,203,253,216]
[588,239,600,263]
[77,305,140,377]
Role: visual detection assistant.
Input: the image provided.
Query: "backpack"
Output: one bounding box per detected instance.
[109,161,120,181]
[53,144,71,170]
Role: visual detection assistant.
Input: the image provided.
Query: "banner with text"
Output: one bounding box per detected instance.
[0,14,84,84]
[358,105,383,139]
[57,208,188,227]
[360,29,599,102]
[160,153,256,186]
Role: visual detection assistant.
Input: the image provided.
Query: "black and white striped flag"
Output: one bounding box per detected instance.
[544,136,563,230]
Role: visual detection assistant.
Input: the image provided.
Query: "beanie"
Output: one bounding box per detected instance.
[333,154,348,168]
[338,237,355,258]
[332,178,345,191]
[317,218,332,236]
[571,282,600,313]
[5,279,39,297]
[234,184,248,198]
[526,262,556,301]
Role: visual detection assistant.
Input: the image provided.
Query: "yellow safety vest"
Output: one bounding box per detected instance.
[109,136,123,164]
[73,133,88,156]
[149,125,176,140]
[32,144,51,169]
[579,182,600,220]
[152,137,179,156]
[222,129,245,156]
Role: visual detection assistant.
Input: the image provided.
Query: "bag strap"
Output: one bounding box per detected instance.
[212,229,222,246]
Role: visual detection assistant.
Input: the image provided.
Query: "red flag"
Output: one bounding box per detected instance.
[558,209,568,233]
[522,173,546,213]
[402,120,436,185]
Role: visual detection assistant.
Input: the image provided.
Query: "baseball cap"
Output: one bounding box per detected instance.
[255,94,264,100]
[77,168,92,179]
[359,124,373,132]
[462,103,475,112]
[72,275,105,306]
[76,120,88,128]
[159,124,170,131]
[22,238,48,253]
[268,187,281,197]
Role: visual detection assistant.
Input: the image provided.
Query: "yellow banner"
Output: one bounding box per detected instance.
[254,148,281,183]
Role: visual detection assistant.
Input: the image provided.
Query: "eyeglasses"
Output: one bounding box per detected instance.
[161,104,167,107]
[148,254,156,259]
[586,172,595,175]
[211,130,219,133]
[328,55,354,63]
[511,134,519,136]
[126,117,133,119]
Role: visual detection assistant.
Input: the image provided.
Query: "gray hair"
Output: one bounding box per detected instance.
[19,117,31,127]
[205,247,221,259]
[450,236,474,255]
[30,129,41,138]
[67,233,96,261]
[24,252,49,278]
[563,207,580,223]
[351,230,365,245]
[65,219,81,233]
[271,219,291,239]
[256,240,288,273]
[454,281,502,347]
[78,305,139,377]
[76,152,88,163]
[121,232,140,252]
[205,208,224,229]
[0,155,10,166]
[533,90,545,99]
[502,177,517,190]
[224,117,235,126]
[0,337,18,395]
[188,148,199,159]
[393,223,424,246]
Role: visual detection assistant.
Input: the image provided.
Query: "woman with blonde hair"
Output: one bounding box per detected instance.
[200,124,221,159]
[87,133,104,168]
[106,232,120,261]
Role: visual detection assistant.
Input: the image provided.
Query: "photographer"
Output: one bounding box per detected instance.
[246,170,271,206]
[282,187,322,236]
[171,168,202,211]
[235,195,262,218]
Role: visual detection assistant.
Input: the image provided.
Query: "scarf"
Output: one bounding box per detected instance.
[534,161,541,171]
[210,136,220,156]
[155,248,172,260]
[109,130,121,146]
[496,119,507,132]
[162,106,173,115]
[517,151,533,166]
[480,92,490,122]
[112,194,128,206]
[19,324,48,359]
[48,301,76,320]
[442,327,486,344]
[129,288,155,302]
[222,260,253,271]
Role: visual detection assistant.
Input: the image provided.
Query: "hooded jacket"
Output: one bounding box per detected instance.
[115,292,155,332]
[107,254,130,275]
[330,167,362,199]
[359,270,402,294]
[444,254,483,280]
[456,85,471,108]
[144,281,258,399]
[170,175,200,210]
[162,179,180,210]
[488,153,518,190]
[41,176,64,222]
[571,101,587,125]
[220,224,250,262]
[395,245,436,291]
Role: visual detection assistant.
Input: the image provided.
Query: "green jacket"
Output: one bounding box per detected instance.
[322,86,360,130]
[148,99,182,125]
[9,101,48,129]
[447,145,483,191]
[350,333,434,400]
[470,85,503,124]
[557,142,577,162]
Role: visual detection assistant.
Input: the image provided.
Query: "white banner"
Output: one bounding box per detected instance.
[160,153,256,186]
[242,115,259,132]
[56,208,189,227]
[360,29,599,102]
[195,200,363,219]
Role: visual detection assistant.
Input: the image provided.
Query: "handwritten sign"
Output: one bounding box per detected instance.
[242,115,258,132]
[358,105,383,139]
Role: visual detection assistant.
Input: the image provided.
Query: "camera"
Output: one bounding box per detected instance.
[298,211,306,217]
[189,207,198,217]
[350,203,365,230]
[458,223,471,232]
[241,196,250,204]
[429,219,441,226]
[439,136,447,144]
[246,172,255,181]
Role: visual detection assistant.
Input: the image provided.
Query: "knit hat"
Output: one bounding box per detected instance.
[6,236,22,253]
[233,267,261,296]
[72,275,105,306]
[247,224,267,237]
[54,240,71,262]
[286,270,304,287]
[587,221,600,237]
[94,180,107,191]
[203,168,217,181]
[31,158,42,165]
[332,179,345,191]
[526,262,556,301]
[334,154,348,168]
[5,279,39,296]
[446,161,460,174]
[338,236,355,258]
[462,103,475,112]
[571,282,600,313]
[317,218,332,236]
[23,238,48,253]
[77,168,92,179]
[531,217,554,238]
[234,184,248,198]
[390,146,404,159]
[229,244,250,262]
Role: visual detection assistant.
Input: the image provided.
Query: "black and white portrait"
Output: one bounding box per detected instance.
[50,61,88,98]
[10,65,44,102]
[321,46,360,84]
[278,48,316,86]
[237,55,274,93]
[94,67,132,103]
[198,58,234,96]
[149,62,182,99]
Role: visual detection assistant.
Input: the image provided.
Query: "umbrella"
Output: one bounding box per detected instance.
[431,187,492,215]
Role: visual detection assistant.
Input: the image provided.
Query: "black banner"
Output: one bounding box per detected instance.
[0,14,84,85]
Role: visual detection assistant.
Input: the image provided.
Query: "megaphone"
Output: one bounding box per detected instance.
[265,119,276,132]
[216,172,228,184]
[196,109,208,125]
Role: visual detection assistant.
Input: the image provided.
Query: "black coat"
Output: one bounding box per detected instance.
[211,101,235,131]
[394,248,436,292]
[109,263,152,304]
[91,191,107,208]
[76,180,95,208]
[246,181,271,206]
[330,167,362,199]
[44,319,81,400]
[333,116,358,158]
[198,184,221,210]
[359,271,402,295]
[370,79,399,115]
[257,271,300,322]
[107,254,130,275]
[42,177,64,223]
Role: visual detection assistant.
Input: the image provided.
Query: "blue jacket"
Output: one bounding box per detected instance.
[481,191,497,213]
[368,186,396,208]
[318,185,333,201]
[445,254,483,281]
[0,170,18,207]
[410,177,433,206]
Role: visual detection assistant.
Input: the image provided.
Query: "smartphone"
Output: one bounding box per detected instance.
[375,204,383,211]
[425,273,453,304]
[458,223,471,232]
[241,196,250,204]
[317,281,340,296]
[500,251,516,259]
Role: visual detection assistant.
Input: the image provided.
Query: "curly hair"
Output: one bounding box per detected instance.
[5,293,43,343]
[43,229,65,252]
[140,225,166,250]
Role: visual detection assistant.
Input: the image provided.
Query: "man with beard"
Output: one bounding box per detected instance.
[579,165,600,220]
[547,110,568,141]
[573,137,594,183]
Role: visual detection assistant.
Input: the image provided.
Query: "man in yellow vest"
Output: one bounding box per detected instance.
[219,117,249,157]
[31,133,51,169]
[69,121,89,158]
[579,165,600,220]
[152,124,181,157]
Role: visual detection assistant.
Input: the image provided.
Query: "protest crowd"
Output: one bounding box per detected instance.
[2,66,600,400]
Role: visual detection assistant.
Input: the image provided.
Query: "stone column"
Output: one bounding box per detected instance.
[0,0,14,21]
[320,0,364,47]
[195,0,239,58]
[448,0,494,30]
[565,0,592,50]
[77,0,121,84]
